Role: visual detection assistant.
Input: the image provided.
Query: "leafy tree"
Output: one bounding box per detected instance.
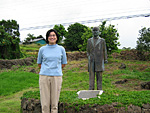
[64,23,87,51]
[37,35,44,39]
[0,19,20,39]
[0,20,22,59]
[136,27,150,60]
[78,21,120,54]
[53,24,67,44]
[78,27,92,51]
[99,21,120,54]
[23,33,36,44]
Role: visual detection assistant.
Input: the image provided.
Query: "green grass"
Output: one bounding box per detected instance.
[20,58,150,108]
[0,71,39,96]
[20,43,45,58]
[112,68,150,81]
[62,71,89,90]
[21,89,150,108]
[0,98,21,113]
[0,87,38,113]
[20,43,43,52]
[0,57,150,112]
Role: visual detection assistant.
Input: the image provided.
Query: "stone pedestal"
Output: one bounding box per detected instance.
[77,90,103,100]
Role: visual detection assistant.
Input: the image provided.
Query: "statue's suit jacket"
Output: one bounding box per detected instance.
[87,37,107,72]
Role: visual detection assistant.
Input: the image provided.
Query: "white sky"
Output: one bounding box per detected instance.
[0,0,150,49]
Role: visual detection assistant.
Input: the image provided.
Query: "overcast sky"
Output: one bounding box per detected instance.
[0,0,150,48]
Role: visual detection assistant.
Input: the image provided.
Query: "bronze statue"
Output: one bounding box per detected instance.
[87,27,108,90]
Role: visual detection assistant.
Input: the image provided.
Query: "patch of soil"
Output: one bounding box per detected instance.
[64,58,88,73]
[113,79,147,91]
[128,64,149,72]
[104,62,120,73]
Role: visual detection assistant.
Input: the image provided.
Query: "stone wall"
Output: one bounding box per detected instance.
[21,98,150,113]
[0,52,87,70]
[0,57,35,69]
[111,49,150,61]
[66,52,87,60]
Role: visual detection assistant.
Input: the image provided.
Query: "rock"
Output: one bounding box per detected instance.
[115,79,128,84]
[141,82,150,89]
[0,64,5,69]
[21,98,150,113]
[111,102,123,107]
[97,104,115,113]
[27,100,34,110]
[58,102,64,113]
[142,109,150,113]
[127,104,141,113]
[119,63,126,69]
[115,107,127,113]
[30,69,36,73]
[21,98,28,110]
[142,103,150,109]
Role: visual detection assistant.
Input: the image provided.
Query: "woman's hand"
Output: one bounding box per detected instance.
[62,64,66,69]
[38,64,41,69]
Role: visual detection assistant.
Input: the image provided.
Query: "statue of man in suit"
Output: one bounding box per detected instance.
[87,27,108,90]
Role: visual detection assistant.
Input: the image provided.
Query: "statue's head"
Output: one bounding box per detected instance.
[92,27,100,37]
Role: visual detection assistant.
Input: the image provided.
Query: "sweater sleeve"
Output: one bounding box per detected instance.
[37,47,43,64]
[61,47,67,64]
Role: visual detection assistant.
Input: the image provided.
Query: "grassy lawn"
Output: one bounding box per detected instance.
[0,71,39,96]
[20,43,43,52]
[0,54,150,112]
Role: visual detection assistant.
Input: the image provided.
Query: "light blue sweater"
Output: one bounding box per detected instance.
[37,44,67,76]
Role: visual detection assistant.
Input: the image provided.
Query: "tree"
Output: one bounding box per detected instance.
[78,21,120,54]
[0,19,20,39]
[0,19,22,59]
[136,27,150,60]
[99,21,120,54]
[78,27,92,51]
[53,24,67,44]
[64,23,87,51]
[23,33,36,44]
[37,35,44,39]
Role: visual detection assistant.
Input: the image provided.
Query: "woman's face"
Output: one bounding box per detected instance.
[48,31,57,45]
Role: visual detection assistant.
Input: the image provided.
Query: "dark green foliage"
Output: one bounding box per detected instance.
[136,27,150,60]
[53,24,67,44]
[64,23,88,51]
[21,91,40,100]
[0,19,20,37]
[78,27,92,51]
[99,21,120,54]
[0,19,22,59]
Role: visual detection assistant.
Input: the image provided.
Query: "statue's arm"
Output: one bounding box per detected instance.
[87,39,90,60]
[103,40,108,63]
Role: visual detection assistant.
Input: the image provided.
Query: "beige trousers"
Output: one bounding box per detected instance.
[39,75,62,113]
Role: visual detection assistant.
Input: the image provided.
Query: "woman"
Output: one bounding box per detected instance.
[37,29,67,113]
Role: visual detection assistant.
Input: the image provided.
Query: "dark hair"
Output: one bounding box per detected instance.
[46,29,59,44]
